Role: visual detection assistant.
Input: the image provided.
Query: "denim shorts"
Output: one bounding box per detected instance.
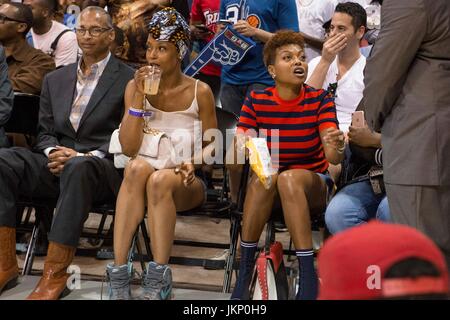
[316,172,335,203]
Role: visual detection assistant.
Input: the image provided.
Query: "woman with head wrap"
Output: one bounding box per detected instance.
[106,7,217,300]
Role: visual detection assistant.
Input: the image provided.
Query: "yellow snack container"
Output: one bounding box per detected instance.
[246,137,276,189]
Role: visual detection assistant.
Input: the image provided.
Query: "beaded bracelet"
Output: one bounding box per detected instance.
[128,107,153,118]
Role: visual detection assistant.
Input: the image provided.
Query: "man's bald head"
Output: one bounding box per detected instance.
[0,3,33,35]
[77,6,112,29]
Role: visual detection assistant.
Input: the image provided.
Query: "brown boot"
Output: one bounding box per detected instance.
[0,226,19,295]
[26,242,76,300]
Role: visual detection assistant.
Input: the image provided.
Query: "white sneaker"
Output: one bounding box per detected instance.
[211,249,229,260]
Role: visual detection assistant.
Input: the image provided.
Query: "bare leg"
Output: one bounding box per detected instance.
[146,169,205,264]
[114,158,154,265]
[277,169,326,300]
[231,173,278,299]
[241,174,278,242]
[277,169,327,249]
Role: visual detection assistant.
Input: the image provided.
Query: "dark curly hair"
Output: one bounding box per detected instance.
[263,30,305,67]
[335,2,367,31]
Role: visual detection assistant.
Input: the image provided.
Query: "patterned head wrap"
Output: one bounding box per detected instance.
[147,7,191,60]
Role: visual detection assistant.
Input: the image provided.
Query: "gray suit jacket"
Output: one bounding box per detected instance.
[364,0,450,186]
[36,56,134,156]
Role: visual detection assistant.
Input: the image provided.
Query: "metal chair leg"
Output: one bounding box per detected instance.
[140,221,152,261]
[95,213,108,240]
[223,213,240,293]
[22,220,40,276]
[23,207,33,226]
[127,234,137,263]
[135,235,147,273]
[287,237,295,262]
[127,233,147,274]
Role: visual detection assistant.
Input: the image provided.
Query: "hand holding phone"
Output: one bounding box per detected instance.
[352,111,365,128]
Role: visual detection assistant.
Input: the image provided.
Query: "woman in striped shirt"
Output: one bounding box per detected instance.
[229,30,345,300]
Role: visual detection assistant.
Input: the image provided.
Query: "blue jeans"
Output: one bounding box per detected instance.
[325,180,390,234]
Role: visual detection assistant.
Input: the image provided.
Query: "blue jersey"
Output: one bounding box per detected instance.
[220,0,299,86]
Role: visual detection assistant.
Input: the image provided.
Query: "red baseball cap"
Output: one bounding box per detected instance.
[318,221,449,300]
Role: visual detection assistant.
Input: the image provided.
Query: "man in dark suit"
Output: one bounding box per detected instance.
[364,0,450,271]
[0,6,133,299]
[0,45,14,148]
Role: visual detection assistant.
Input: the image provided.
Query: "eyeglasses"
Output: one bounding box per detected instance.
[0,13,27,24]
[75,27,111,37]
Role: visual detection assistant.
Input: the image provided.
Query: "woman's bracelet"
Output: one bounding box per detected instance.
[128,107,153,118]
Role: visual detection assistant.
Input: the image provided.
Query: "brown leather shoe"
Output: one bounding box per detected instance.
[0,226,19,295]
[26,242,76,300]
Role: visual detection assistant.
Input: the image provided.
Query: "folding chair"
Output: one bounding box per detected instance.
[175,107,238,291]
[224,159,334,297]
[17,198,55,276]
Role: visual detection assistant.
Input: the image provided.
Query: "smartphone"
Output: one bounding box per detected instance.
[352,111,365,128]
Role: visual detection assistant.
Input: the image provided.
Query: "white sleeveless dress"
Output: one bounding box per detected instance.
[143,80,203,165]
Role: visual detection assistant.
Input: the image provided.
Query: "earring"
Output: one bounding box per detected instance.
[271,73,276,79]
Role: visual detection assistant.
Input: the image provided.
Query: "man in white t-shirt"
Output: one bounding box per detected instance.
[307,2,366,133]
[25,0,78,68]
[295,0,338,62]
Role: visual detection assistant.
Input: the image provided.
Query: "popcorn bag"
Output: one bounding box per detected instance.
[246,137,277,189]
